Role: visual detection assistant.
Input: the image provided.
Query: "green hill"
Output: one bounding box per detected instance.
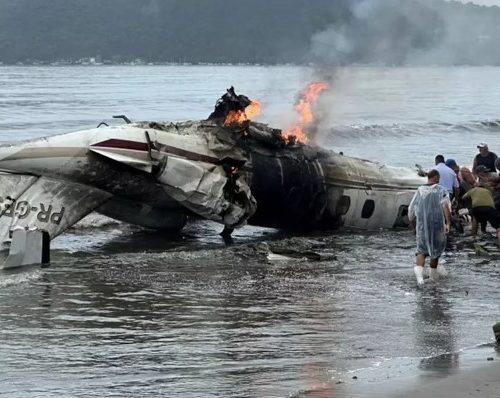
[0,0,499,65]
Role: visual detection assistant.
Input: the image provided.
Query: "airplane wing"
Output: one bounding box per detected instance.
[0,172,112,245]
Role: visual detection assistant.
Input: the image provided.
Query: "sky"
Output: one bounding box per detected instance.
[459,0,500,5]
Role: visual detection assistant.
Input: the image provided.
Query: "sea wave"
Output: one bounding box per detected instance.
[326,119,500,139]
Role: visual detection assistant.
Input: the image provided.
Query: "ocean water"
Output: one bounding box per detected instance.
[0,65,499,397]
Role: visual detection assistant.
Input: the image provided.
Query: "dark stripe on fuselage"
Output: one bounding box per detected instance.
[92,139,223,165]
[92,139,149,152]
[158,144,221,165]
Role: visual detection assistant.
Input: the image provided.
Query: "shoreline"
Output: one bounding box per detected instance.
[333,344,500,398]
[391,361,500,397]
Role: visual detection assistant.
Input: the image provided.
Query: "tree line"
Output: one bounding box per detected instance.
[0,0,499,65]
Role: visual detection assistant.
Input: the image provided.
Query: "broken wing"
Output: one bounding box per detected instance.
[156,157,257,229]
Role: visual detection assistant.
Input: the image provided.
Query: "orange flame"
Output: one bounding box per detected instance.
[224,100,262,125]
[282,81,330,144]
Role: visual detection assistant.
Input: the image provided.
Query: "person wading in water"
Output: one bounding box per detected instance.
[409,169,451,286]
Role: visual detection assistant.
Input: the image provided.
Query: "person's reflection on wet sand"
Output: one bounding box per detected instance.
[413,287,459,378]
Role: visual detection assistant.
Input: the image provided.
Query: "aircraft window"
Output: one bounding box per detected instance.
[393,205,409,228]
[361,199,375,218]
[400,206,408,218]
[336,195,351,215]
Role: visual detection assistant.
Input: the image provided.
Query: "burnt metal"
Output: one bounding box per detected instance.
[248,149,327,229]
[79,152,177,208]
[113,115,131,124]
[247,124,287,148]
[493,322,500,344]
[218,157,246,169]
[208,86,252,120]
[144,130,156,161]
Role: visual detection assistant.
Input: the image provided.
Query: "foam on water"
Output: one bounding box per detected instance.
[0,267,43,288]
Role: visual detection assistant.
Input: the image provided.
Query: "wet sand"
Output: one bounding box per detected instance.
[334,345,500,398]
[395,362,500,398]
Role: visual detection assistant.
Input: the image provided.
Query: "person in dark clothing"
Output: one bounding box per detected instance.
[462,183,500,243]
[473,143,498,174]
[490,175,500,213]
[495,157,500,174]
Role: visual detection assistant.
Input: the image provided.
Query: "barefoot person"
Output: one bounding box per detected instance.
[409,169,452,286]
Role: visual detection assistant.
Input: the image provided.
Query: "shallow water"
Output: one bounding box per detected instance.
[1,226,499,397]
[0,65,499,397]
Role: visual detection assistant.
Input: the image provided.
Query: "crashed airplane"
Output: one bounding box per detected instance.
[0,87,424,267]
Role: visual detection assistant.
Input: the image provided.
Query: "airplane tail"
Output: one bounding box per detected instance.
[0,172,111,266]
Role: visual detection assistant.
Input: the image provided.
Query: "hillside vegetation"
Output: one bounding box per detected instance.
[0,0,499,65]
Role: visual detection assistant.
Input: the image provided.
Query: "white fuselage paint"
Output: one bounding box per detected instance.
[0,123,426,231]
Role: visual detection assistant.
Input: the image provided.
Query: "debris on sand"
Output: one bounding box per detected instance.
[473,242,500,259]
[242,237,337,262]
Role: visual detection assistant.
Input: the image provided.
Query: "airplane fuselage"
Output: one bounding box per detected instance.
[0,120,425,234]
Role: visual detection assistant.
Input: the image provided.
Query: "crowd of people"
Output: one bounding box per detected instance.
[408,142,500,286]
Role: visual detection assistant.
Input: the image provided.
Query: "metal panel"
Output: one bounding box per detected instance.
[0,176,111,242]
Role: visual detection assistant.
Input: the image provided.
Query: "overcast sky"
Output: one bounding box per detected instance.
[458,0,500,5]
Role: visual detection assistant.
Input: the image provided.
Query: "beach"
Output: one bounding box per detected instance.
[330,345,500,398]
[399,362,500,398]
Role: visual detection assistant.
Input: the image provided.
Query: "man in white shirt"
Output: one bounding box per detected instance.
[433,154,459,199]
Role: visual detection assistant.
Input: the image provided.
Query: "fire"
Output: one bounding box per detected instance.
[282,81,330,144]
[224,100,262,125]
